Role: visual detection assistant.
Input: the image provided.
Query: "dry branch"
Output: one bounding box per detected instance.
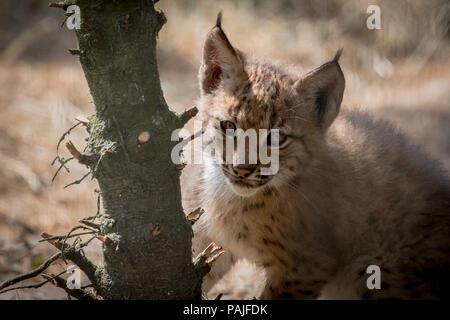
[180,106,199,125]
[194,243,224,278]
[0,270,67,295]
[0,252,61,292]
[66,140,90,165]
[41,232,64,250]
[75,116,90,126]
[175,163,187,171]
[40,233,100,291]
[48,2,67,10]
[38,231,96,242]
[78,219,101,230]
[187,208,205,225]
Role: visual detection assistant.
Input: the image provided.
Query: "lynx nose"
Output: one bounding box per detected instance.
[232,165,255,178]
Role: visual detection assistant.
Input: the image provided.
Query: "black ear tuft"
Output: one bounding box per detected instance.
[333,48,343,63]
[216,11,223,28]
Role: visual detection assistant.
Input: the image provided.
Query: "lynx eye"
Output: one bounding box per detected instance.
[220,120,236,135]
[266,131,288,148]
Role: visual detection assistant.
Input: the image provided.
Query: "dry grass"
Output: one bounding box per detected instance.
[0,0,449,299]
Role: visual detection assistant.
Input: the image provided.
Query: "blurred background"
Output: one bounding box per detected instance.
[0,0,449,299]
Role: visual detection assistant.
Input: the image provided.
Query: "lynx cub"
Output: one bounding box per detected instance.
[181,13,450,299]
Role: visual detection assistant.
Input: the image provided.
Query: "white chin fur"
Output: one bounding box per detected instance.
[228,181,260,197]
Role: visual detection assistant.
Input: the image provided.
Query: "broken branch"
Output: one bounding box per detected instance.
[64,171,91,189]
[49,2,68,10]
[66,140,90,165]
[40,233,100,291]
[75,116,89,126]
[51,156,74,183]
[38,231,96,242]
[0,270,67,295]
[187,207,204,225]
[41,232,63,250]
[193,242,224,278]
[78,219,101,230]
[179,106,198,125]
[137,131,151,146]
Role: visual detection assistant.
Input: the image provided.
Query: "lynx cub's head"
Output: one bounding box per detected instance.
[197,13,345,197]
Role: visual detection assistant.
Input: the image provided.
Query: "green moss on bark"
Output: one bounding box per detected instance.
[71,0,201,299]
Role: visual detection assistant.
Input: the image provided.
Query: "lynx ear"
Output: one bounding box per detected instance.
[199,12,245,94]
[294,49,345,130]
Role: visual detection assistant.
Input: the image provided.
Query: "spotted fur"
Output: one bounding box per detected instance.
[181,14,450,299]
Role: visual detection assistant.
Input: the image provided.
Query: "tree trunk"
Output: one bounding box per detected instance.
[70,0,202,299]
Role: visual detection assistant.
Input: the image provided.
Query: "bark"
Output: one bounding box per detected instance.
[68,0,202,299]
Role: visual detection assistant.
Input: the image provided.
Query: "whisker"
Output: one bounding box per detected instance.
[287,116,311,123]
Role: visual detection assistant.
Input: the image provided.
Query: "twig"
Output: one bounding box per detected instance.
[152,225,161,237]
[78,219,101,230]
[60,225,98,262]
[187,208,204,225]
[64,171,91,189]
[75,116,89,126]
[82,235,98,247]
[40,233,100,291]
[179,129,204,147]
[172,128,204,172]
[95,235,115,248]
[62,244,99,290]
[60,12,73,29]
[69,49,82,56]
[175,163,187,171]
[38,231,96,242]
[0,252,61,292]
[51,121,83,182]
[179,106,198,125]
[49,2,68,10]
[90,151,105,178]
[0,270,67,295]
[66,140,91,165]
[95,189,101,216]
[137,131,151,146]
[41,232,63,250]
[56,122,82,156]
[193,243,224,277]
[51,156,74,183]
[42,274,97,300]
[173,129,204,169]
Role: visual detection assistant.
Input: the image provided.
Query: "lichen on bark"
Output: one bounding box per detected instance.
[69,0,202,299]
